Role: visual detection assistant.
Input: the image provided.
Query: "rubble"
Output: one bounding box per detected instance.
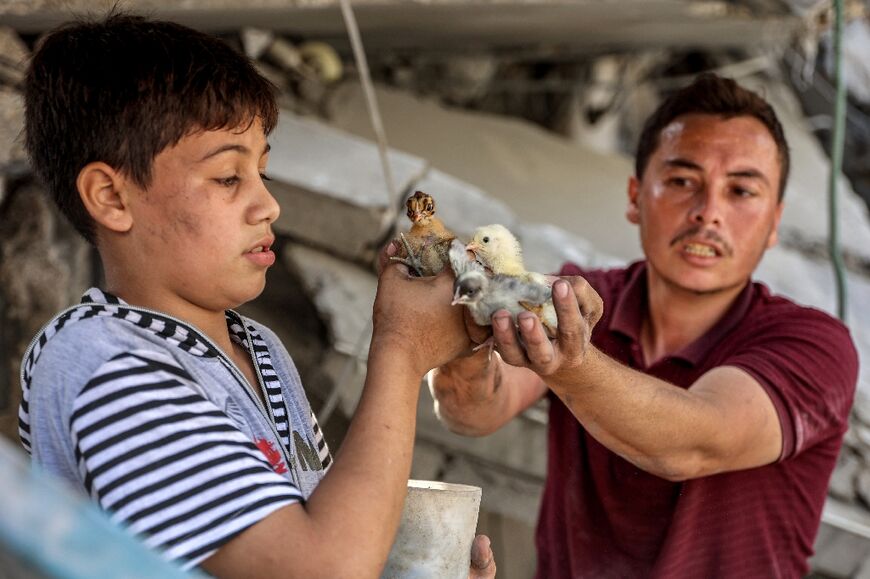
[267,113,428,264]
[0,27,28,87]
[1,10,870,575]
[0,88,26,175]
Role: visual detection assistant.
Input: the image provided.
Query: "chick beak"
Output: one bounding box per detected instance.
[465,242,480,254]
[451,287,463,306]
[411,213,423,224]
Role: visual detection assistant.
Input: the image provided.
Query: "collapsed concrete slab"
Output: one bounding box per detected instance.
[268,112,428,263]
[744,77,870,267]
[0,88,26,175]
[326,81,644,262]
[755,244,870,395]
[408,167,518,242]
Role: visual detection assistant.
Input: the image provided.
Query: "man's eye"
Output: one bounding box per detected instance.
[216,176,240,187]
[668,177,691,188]
[734,187,756,198]
[260,172,272,182]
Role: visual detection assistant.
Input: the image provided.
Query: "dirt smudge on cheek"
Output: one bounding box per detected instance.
[172,209,201,237]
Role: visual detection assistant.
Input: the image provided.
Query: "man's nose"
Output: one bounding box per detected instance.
[689,189,722,226]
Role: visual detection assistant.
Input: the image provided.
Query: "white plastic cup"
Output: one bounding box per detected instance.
[381,479,483,579]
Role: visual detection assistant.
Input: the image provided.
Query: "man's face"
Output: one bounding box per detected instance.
[627,114,784,296]
[126,117,279,312]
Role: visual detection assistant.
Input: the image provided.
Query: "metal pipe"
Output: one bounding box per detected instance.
[829,0,848,321]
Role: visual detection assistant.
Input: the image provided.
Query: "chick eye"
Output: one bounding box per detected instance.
[482,236,490,243]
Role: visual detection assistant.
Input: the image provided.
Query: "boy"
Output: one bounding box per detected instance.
[20,13,494,577]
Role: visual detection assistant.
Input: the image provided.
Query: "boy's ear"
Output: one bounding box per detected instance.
[76,162,134,233]
[626,176,641,225]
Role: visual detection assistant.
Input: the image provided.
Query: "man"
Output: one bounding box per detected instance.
[431,73,858,577]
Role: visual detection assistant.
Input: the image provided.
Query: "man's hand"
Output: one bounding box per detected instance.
[492,276,603,379]
[371,242,475,376]
[468,534,496,579]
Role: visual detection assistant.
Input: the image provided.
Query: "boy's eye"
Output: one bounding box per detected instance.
[216,176,240,187]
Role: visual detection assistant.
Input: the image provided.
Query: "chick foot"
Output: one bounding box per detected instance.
[390,232,425,277]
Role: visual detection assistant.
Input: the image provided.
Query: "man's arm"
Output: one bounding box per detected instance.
[429,275,603,437]
[491,278,782,482]
[429,348,547,436]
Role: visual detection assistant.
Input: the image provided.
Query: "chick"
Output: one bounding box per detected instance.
[391,191,456,277]
[465,224,549,286]
[449,239,558,338]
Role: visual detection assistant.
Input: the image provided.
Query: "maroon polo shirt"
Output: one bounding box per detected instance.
[536,261,858,578]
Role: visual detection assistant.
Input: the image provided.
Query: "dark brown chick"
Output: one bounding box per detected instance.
[391,191,456,277]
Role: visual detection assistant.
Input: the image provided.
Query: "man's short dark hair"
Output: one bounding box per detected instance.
[24,12,279,244]
[635,73,790,200]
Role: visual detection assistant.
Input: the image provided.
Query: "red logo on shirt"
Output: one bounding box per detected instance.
[254,437,288,474]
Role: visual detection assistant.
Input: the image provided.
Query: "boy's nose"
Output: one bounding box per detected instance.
[250,178,281,224]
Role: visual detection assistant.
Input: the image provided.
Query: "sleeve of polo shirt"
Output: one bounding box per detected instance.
[68,348,302,570]
[724,308,858,461]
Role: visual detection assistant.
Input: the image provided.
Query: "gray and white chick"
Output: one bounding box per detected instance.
[448,239,558,337]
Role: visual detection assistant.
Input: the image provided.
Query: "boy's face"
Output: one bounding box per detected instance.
[626,113,783,297]
[124,117,279,313]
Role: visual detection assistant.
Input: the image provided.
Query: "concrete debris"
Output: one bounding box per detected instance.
[326,81,643,261]
[2,15,870,574]
[830,451,861,502]
[0,89,26,172]
[0,27,28,87]
[744,77,870,268]
[267,112,428,263]
[299,41,343,85]
[810,519,870,578]
[240,27,274,60]
[282,242,377,359]
[0,182,91,440]
[408,168,518,242]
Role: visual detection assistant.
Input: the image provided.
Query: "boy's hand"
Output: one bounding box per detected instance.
[492,276,603,379]
[372,243,474,376]
[468,534,496,578]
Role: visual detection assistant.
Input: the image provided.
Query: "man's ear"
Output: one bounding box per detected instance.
[766,201,785,249]
[626,176,641,225]
[76,162,134,233]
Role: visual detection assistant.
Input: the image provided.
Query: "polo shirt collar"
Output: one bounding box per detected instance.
[608,261,755,366]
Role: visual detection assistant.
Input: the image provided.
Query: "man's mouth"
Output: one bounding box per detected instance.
[683,242,718,257]
[248,246,269,254]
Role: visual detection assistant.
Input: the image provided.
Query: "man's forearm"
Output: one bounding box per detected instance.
[546,347,739,481]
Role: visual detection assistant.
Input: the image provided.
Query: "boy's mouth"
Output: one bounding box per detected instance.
[245,237,276,267]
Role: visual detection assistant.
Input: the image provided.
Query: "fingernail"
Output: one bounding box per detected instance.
[386,242,397,256]
[494,316,509,331]
[520,316,534,331]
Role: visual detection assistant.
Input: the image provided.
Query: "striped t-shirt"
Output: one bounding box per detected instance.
[19,288,331,569]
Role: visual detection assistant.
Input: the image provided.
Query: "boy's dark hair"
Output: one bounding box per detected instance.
[24,12,279,244]
[635,73,790,200]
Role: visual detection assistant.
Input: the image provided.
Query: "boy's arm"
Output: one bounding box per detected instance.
[202,263,477,578]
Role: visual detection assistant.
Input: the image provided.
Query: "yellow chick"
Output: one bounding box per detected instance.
[465,224,549,286]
